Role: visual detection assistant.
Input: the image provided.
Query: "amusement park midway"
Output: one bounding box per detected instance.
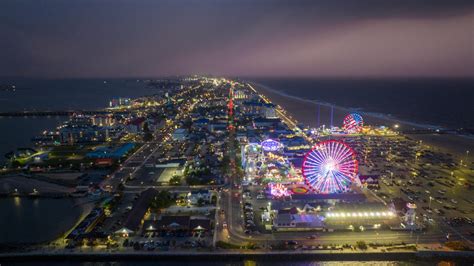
[0,77,473,261]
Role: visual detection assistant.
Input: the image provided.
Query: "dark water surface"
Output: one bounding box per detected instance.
[0,197,81,243]
[249,78,474,129]
[0,79,154,164]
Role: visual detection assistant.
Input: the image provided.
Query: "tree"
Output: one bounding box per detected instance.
[143,122,153,141]
[169,175,181,186]
[197,198,205,207]
[356,241,368,250]
[150,191,174,210]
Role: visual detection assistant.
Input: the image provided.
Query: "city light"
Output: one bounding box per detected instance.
[326,211,395,218]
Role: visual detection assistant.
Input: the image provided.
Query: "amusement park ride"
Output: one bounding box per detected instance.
[302,140,358,194]
[343,113,364,133]
[245,113,370,198]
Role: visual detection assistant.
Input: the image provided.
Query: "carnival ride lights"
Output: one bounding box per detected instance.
[261,139,282,152]
[269,183,290,198]
[302,140,358,194]
[343,113,364,133]
[291,186,309,194]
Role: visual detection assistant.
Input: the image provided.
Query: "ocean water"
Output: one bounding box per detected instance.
[1,78,473,163]
[249,78,474,130]
[0,78,155,111]
[0,79,155,164]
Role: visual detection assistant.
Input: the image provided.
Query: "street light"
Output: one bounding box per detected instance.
[429,196,433,209]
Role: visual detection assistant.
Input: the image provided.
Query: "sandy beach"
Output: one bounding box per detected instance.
[250,81,436,130]
[251,82,474,165]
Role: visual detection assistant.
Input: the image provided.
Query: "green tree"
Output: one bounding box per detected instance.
[169,175,181,186]
[150,191,174,210]
[197,198,205,207]
[143,122,153,141]
[356,241,368,250]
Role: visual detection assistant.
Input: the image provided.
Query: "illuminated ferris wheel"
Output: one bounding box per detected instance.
[302,140,358,194]
[343,113,364,133]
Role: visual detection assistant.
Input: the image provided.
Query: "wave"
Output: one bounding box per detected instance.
[247,80,444,130]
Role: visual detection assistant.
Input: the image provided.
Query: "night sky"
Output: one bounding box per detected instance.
[1,0,473,78]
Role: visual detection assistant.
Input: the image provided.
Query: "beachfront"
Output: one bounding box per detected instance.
[251,82,474,163]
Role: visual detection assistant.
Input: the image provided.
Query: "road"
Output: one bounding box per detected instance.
[100,85,202,193]
[215,83,473,248]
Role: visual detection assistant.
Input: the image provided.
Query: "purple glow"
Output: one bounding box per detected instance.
[302,140,358,194]
[261,139,281,152]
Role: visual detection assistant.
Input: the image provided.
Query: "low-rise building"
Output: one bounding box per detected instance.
[116,188,159,236]
[273,212,325,231]
[172,128,188,141]
[187,189,212,205]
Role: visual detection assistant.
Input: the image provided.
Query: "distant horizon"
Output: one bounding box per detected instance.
[1,0,472,79]
[1,75,473,81]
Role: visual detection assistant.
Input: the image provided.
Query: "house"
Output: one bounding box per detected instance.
[172,128,188,141]
[187,189,212,205]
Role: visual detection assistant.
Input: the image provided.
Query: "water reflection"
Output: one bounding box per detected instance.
[14,196,21,207]
[0,198,82,243]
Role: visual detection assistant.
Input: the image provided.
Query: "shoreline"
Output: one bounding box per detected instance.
[248,81,441,130]
[249,82,474,163]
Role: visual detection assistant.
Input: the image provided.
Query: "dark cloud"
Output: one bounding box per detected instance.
[0,0,472,78]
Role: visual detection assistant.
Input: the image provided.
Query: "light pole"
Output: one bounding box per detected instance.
[429,196,433,209]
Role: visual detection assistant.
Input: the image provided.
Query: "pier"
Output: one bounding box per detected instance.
[0,110,129,117]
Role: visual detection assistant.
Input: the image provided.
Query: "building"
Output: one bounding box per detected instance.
[116,188,159,236]
[59,125,109,144]
[324,202,398,230]
[172,128,188,141]
[187,189,212,205]
[262,103,277,119]
[109,97,131,108]
[91,115,116,127]
[126,117,146,133]
[144,215,212,234]
[208,122,227,132]
[193,118,209,129]
[86,143,135,159]
[273,212,325,231]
